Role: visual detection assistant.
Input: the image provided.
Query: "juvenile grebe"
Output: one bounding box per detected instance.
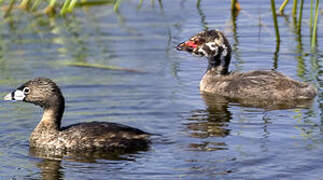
[4,78,151,153]
[176,30,317,101]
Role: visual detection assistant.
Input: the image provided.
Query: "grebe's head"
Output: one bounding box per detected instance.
[176,29,231,59]
[4,77,64,108]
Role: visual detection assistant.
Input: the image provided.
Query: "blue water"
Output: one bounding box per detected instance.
[0,0,322,179]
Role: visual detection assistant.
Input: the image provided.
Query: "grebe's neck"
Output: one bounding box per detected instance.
[36,95,65,132]
[207,47,231,75]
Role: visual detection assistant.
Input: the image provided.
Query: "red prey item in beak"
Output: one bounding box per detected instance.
[184,41,198,49]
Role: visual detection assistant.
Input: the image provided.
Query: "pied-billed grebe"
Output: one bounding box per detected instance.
[4,78,151,153]
[176,29,317,101]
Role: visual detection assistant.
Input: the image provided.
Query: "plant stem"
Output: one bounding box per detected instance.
[279,0,289,14]
[4,0,16,17]
[271,0,280,42]
[19,0,31,9]
[68,0,78,12]
[197,0,201,7]
[44,0,56,16]
[113,0,122,12]
[31,0,42,11]
[311,0,320,49]
[60,0,71,14]
[137,0,143,9]
[309,0,314,35]
[49,0,56,7]
[292,0,298,17]
[231,0,240,14]
[297,0,304,33]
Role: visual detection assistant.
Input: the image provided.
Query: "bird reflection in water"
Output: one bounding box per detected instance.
[185,94,232,151]
[29,146,141,163]
[185,89,315,152]
[35,159,64,180]
[29,146,147,179]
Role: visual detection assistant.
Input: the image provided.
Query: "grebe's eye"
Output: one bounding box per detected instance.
[23,87,30,95]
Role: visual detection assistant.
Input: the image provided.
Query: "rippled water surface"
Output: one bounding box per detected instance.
[0,0,323,179]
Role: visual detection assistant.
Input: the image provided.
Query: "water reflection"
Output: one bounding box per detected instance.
[185,94,231,151]
[29,145,148,163]
[272,40,280,69]
[270,0,280,70]
[0,0,322,179]
[209,93,315,110]
[157,0,173,52]
[196,0,209,30]
[36,159,64,180]
[29,146,147,180]
[29,146,144,179]
[230,4,245,71]
[184,88,316,152]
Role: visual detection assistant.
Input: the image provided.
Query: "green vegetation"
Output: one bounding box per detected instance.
[279,0,289,14]
[311,0,320,49]
[62,61,145,73]
[1,0,320,52]
[270,0,280,43]
[230,0,320,49]
[277,0,320,49]
[2,0,118,16]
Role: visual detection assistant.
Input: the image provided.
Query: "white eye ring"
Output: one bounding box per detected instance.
[23,87,30,95]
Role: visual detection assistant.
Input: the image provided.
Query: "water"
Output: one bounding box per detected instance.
[0,0,323,179]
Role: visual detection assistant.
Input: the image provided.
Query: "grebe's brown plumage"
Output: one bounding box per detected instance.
[177,30,317,102]
[4,78,150,154]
